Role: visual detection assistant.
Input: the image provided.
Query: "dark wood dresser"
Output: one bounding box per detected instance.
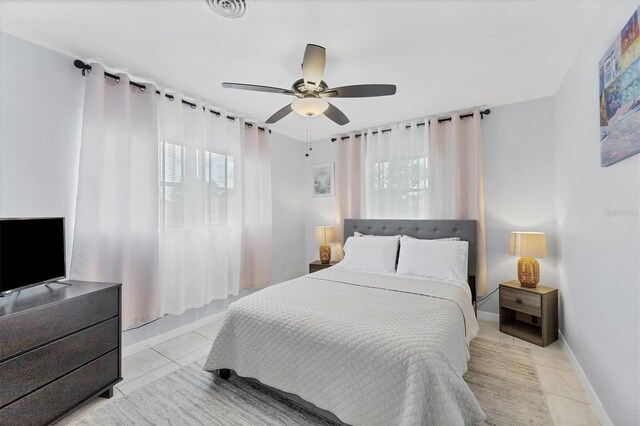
[0,281,122,425]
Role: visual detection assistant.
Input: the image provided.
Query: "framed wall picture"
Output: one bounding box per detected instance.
[599,5,640,167]
[311,163,334,197]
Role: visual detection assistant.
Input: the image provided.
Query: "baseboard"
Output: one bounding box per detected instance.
[558,331,613,426]
[122,311,226,358]
[477,310,499,322]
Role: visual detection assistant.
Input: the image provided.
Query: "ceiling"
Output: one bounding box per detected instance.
[0,0,603,141]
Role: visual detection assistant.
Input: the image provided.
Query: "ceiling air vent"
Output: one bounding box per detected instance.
[204,0,247,19]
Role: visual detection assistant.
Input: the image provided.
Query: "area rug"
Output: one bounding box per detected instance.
[72,337,552,426]
[464,338,553,425]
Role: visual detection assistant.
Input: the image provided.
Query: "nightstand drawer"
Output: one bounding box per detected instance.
[500,287,541,316]
[309,260,337,273]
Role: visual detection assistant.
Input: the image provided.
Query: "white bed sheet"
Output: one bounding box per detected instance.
[204,267,484,425]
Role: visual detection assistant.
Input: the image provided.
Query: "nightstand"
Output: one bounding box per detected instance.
[309,260,338,273]
[499,280,558,347]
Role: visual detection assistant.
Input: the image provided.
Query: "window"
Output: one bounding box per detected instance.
[204,151,234,225]
[161,142,184,226]
[161,143,234,226]
[367,156,428,218]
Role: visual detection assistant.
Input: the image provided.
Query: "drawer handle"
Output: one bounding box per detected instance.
[516,298,522,304]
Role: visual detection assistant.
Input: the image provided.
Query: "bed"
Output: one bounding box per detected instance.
[204,219,485,425]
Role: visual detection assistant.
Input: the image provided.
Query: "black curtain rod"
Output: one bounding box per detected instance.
[331,109,491,142]
[73,60,271,134]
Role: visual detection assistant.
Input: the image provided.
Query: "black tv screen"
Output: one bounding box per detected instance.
[0,218,66,294]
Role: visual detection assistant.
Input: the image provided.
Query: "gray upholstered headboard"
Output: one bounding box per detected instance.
[343,219,478,302]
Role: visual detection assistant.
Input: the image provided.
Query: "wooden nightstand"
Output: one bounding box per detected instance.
[309,260,337,273]
[499,280,558,347]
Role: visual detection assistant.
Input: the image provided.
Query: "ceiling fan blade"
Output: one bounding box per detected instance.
[324,103,349,126]
[302,44,326,89]
[321,84,397,98]
[222,82,296,96]
[266,103,293,124]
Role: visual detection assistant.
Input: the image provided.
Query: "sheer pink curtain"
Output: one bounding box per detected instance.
[335,135,363,259]
[71,64,160,328]
[73,63,273,327]
[428,108,487,294]
[240,123,272,289]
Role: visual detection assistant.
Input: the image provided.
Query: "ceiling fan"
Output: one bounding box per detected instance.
[222,44,397,126]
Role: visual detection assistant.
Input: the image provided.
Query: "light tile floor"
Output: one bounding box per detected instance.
[477,320,600,426]
[59,318,600,425]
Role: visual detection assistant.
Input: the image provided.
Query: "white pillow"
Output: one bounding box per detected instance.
[355,232,459,242]
[402,234,460,241]
[336,235,400,273]
[397,236,469,284]
[343,234,399,253]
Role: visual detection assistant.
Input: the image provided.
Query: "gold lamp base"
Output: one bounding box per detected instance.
[517,257,540,287]
[319,243,331,264]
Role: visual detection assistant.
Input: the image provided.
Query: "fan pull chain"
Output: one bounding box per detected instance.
[305,119,312,157]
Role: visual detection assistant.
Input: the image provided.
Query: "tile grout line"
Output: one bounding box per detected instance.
[542,389,590,405]
[490,330,575,373]
[151,347,178,363]
[543,392,600,426]
[174,346,212,367]
[534,361,575,373]
[192,330,215,340]
[117,360,182,394]
[541,380,556,425]
[535,363,590,405]
[151,342,213,363]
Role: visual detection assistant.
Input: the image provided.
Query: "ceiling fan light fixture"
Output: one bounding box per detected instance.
[292,98,329,118]
[222,44,395,125]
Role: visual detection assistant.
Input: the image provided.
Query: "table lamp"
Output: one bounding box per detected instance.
[315,226,335,264]
[508,231,547,287]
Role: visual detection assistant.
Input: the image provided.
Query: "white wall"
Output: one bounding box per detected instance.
[480,97,557,313]
[270,131,308,283]
[304,139,338,264]
[554,2,640,424]
[0,32,84,269]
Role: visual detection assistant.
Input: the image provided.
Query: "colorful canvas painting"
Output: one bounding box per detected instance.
[599,6,640,167]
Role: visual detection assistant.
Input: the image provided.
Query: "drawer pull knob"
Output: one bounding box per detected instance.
[516,298,522,304]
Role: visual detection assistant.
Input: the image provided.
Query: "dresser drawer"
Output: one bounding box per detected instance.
[0,287,119,361]
[0,317,119,407]
[500,287,541,316]
[0,349,119,426]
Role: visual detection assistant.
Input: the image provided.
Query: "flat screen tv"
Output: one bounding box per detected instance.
[0,218,66,295]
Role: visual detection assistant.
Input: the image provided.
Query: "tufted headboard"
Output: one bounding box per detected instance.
[343,219,478,302]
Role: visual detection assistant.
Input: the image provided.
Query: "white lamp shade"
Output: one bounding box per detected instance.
[315,226,335,244]
[292,98,329,117]
[509,231,547,258]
